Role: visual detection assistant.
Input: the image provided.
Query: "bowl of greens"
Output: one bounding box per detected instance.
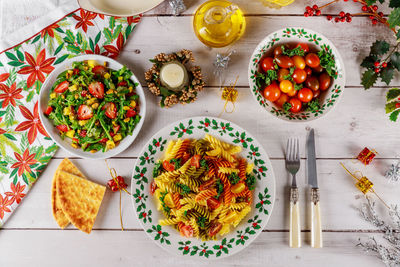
[39,54,146,159]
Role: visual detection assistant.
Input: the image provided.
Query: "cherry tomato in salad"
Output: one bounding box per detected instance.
[150,180,157,195]
[304,67,312,76]
[313,90,320,98]
[261,57,275,72]
[278,68,290,82]
[89,81,104,99]
[77,104,93,120]
[99,137,108,143]
[113,124,120,134]
[275,55,294,69]
[207,197,221,210]
[44,106,53,116]
[208,221,223,237]
[79,130,87,137]
[298,88,314,103]
[163,160,175,172]
[305,76,320,91]
[103,102,117,119]
[54,81,69,93]
[296,43,310,53]
[81,90,88,97]
[92,65,107,76]
[279,80,293,93]
[293,55,306,69]
[126,109,137,118]
[117,81,128,87]
[56,124,69,132]
[292,68,307,84]
[275,93,289,108]
[319,72,332,91]
[289,98,302,113]
[312,64,324,73]
[305,53,320,68]
[262,82,281,102]
[180,225,194,238]
[287,87,297,97]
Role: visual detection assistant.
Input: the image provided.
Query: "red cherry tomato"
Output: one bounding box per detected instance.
[117,81,128,87]
[312,64,324,73]
[292,68,307,84]
[305,76,320,91]
[163,160,175,172]
[273,46,284,57]
[279,80,293,93]
[277,69,289,82]
[77,104,93,120]
[207,197,221,210]
[319,73,332,91]
[79,130,87,137]
[313,90,320,98]
[81,90,88,97]
[296,43,310,53]
[54,81,69,93]
[88,81,104,99]
[261,57,275,72]
[190,155,201,168]
[103,102,117,119]
[92,65,107,76]
[208,221,223,237]
[298,88,314,103]
[113,124,120,134]
[287,87,297,97]
[44,106,53,116]
[289,98,302,113]
[99,138,108,143]
[180,225,194,238]
[304,67,312,76]
[275,55,294,69]
[56,124,69,132]
[262,82,281,102]
[150,180,157,195]
[275,93,289,108]
[305,53,320,68]
[293,55,306,69]
[126,109,137,118]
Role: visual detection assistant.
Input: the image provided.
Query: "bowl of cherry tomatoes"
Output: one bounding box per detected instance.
[248,27,345,122]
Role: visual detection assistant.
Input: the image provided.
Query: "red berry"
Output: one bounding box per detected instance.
[374,68,380,73]
[335,17,340,22]
[369,15,374,20]
[345,13,351,17]
[316,10,321,16]
[372,19,378,25]
[304,12,309,17]
[312,4,318,10]
[340,17,346,22]
[346,17,352,22]
[378,12,383,16]
[374,61,380,67]
[372,5,378,11]
[362,5,368,11]
[339,11,345,17]
[396,103,400,109]
[382,62,387,68]
[327,15,333,20]
[306,6,312,11]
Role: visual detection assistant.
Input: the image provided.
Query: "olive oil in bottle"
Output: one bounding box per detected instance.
[193,0,246,48]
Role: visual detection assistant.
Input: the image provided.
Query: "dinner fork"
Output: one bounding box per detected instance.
[286,138,301,248]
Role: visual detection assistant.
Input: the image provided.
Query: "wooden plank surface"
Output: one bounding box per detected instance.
[2,1,399,266]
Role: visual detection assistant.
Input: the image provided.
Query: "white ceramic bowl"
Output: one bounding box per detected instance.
[248,27,346,122]
[39,54,146,159]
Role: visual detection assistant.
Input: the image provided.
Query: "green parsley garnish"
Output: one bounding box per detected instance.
[245,174,256,191]
[282,45,305,57]
[305,99,321,112]
[228,172,240,185]
[318,49,337,78]
[153,161,162,177]
[215,179,224,198]
[197,217,207,228]
[176,183,191,195]
[283,102,292,112]
[170,158,181,170]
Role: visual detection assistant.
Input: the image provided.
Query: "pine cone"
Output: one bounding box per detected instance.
[148,82,160,96]
[154,53,167,62]
[191,66,203,80]
[164,94,178,108]
[181,49,194,62]
[179,90,190,103]
[165,54,177,62]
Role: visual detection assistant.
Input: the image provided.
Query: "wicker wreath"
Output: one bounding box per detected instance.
[145,49,205,108]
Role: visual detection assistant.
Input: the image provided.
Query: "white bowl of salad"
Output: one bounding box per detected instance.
[39,54,146,159]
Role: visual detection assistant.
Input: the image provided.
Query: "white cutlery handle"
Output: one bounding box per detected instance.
[289,187,301,248]
[311,188,323,248]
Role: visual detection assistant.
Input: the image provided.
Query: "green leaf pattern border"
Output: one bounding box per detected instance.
[131,117,276,259]
[248,27,346,122]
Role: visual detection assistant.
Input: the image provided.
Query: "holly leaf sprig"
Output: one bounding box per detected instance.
[361,40,400,89]
[385,88,400,121]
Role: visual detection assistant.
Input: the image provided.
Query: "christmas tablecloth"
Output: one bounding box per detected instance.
[0,6,141,226]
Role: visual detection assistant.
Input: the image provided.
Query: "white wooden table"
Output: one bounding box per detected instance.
[0,1,398,266]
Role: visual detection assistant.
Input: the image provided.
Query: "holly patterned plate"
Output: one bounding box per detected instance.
[131,117,275,259]
[248,27,346,122]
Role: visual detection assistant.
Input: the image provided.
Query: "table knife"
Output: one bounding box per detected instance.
[307,129,323,248]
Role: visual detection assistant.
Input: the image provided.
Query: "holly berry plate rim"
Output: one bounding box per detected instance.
[130,116,276,259]
[38,54,146,159]
[248,27,346,122]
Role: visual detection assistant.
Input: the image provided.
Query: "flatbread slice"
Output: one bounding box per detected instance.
[56,170,105,234]
[51,158,85,229]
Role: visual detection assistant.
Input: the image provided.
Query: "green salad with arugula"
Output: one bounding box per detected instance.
[44,60,141,153]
